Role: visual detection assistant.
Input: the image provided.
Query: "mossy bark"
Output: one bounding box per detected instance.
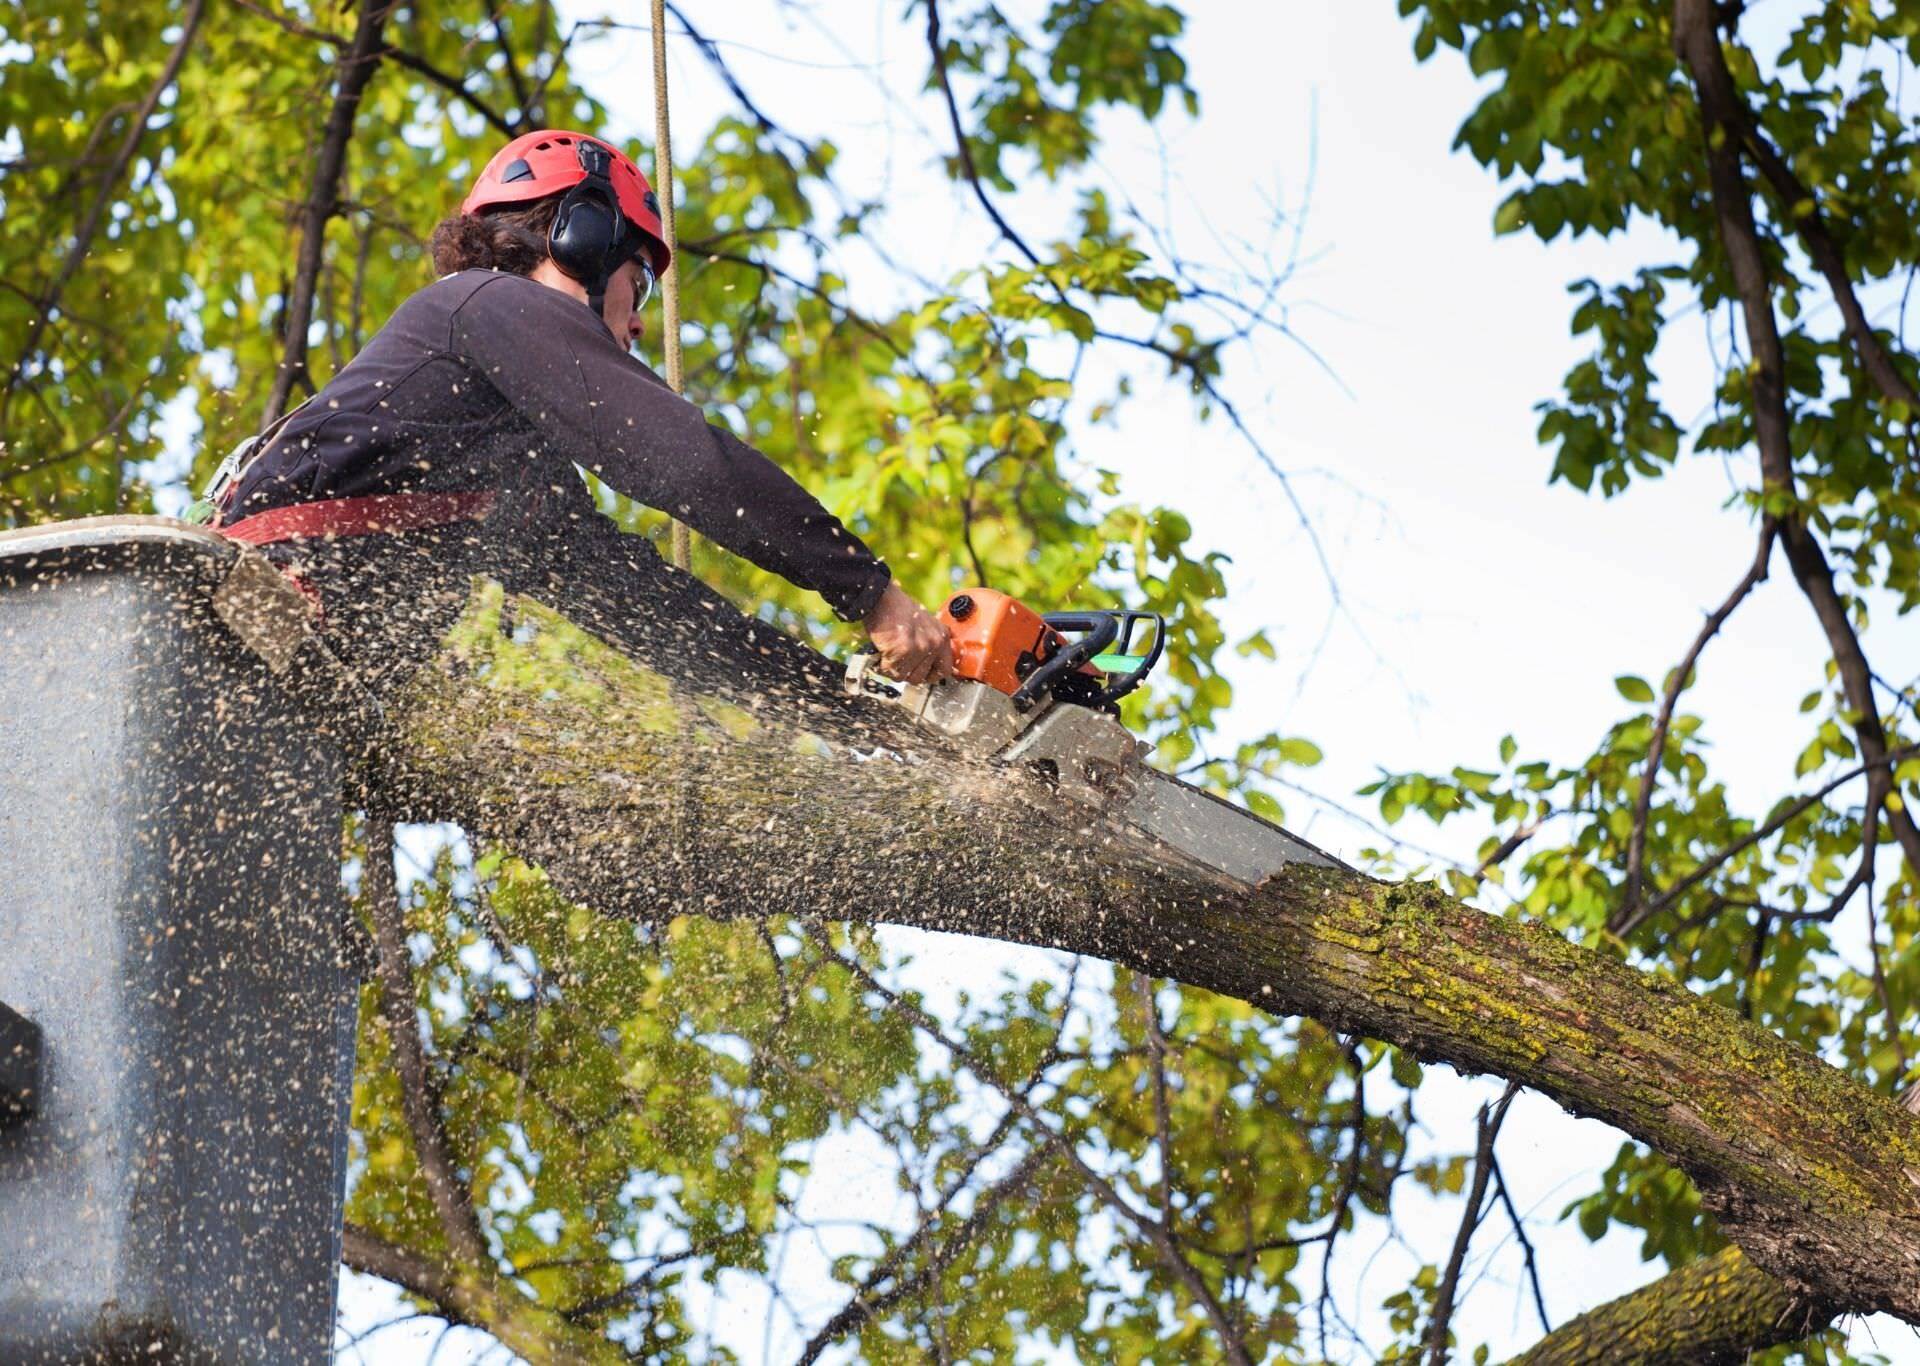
[1505,1247,1826,1365]
[361,574,1920,1328]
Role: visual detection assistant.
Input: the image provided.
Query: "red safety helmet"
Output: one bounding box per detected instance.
[461,130,671,277]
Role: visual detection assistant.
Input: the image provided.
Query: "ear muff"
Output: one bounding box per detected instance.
[547,141,638,315]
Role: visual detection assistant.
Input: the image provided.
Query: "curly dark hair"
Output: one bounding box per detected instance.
[428,197,561,276]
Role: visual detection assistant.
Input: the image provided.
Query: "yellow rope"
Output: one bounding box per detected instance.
[649,0,691,571]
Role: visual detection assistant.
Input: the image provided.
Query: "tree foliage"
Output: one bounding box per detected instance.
[1381,0,1920,1353]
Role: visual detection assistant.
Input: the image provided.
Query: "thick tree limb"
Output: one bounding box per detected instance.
[342,1222,472,1319]
[1505,1246,1829,1366]
[261,0,398,428]
[355,565,1920,1324]
[1673,0,1920,875]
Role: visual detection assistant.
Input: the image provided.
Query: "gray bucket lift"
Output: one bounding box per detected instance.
[0,518,359,1364]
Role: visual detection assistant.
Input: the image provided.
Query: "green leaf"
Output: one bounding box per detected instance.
[1245,788,1285,823]
[1277,737,1324,767]
[1615,675,1655,704]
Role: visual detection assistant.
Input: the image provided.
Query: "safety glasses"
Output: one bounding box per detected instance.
[632,258,657,312]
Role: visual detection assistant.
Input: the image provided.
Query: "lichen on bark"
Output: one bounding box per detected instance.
[1506,1247,1827,1366]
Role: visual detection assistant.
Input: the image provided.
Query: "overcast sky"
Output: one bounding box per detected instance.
[340,2,1920,1360]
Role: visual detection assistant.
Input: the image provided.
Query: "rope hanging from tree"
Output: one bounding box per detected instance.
[649,0,691,571]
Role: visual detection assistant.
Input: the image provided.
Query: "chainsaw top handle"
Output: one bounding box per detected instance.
[1060,608,1165,705]
[1009,609,1165,713]
[1009,612,1115,713]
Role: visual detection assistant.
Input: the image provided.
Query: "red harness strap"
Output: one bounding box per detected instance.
[220,490,497,546]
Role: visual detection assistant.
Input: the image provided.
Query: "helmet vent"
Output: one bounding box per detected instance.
[499,158,535,184]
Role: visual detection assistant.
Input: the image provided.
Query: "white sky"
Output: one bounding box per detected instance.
[339,1,1920,1361]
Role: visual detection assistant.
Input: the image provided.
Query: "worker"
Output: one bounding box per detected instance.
[209,129,953,688]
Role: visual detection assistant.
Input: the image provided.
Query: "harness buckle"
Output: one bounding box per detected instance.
[186,435,258,526]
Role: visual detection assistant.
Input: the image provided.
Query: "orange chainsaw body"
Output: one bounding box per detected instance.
[939,589,1064,696]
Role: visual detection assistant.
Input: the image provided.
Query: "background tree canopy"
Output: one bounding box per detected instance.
[5,0,1920,1361]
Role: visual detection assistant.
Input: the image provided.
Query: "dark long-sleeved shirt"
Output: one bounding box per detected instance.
[229,269,891,621]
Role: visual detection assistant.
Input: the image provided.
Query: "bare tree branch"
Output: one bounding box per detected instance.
[1425,1082,1518,1365]
[1617,522,1776,927]
[791,962,1081,1359]
[1,370,157,483]
[665,1,831,183]
[1473,816,1547,885]
[684,242,912,363]
[1137,975,1178,1230]
[350,219,376,353]
[1862,849,1909,1079]
[43,99,139,209]
[923,0,1042,266]
[230,0,334,43]
[232,0,518,136]
[483,0,534,116]
[1615,742,1920,938]
[562,1245,709,1324]
[381,46,518,137]
[1314,1044,1373,1358]
[1489,1155,1550,1334]
[1094,324,1348,611]
[793,1145,1053,1365]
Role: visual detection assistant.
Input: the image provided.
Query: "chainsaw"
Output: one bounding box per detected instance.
[845,589,1336,887]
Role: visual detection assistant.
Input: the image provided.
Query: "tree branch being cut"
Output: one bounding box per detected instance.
[337,564,1920,1327]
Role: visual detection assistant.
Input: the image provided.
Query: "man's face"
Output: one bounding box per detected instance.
[600,257,651,349]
